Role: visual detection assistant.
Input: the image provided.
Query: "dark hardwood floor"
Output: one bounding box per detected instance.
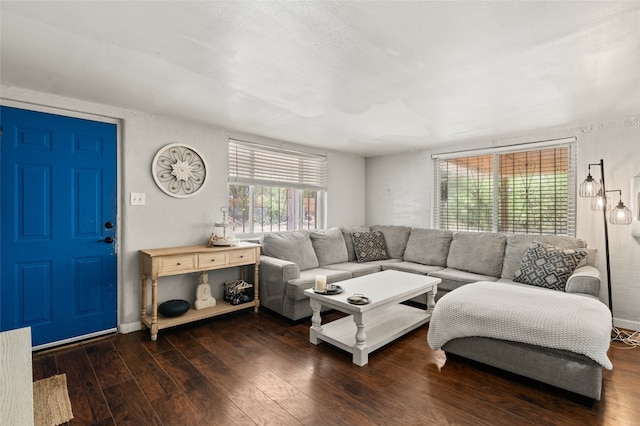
[33,308,639,425]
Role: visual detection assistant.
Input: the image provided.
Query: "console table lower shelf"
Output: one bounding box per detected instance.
[141,301,255,333]
[310,304,431,366]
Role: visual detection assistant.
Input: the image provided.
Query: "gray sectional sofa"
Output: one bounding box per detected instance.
[258,225,600,321]
[257,225,610,400]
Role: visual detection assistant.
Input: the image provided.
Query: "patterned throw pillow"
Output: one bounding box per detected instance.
[352,231,388,263]
[513,241,588,291]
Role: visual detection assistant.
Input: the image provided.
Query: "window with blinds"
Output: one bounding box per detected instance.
[434,139,576,236]
[228,139,327,234]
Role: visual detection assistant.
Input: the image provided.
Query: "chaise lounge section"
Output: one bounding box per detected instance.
[427,280,612,400]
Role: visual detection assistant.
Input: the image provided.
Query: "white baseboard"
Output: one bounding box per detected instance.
[118,321,142,334]
[614,317,640,332]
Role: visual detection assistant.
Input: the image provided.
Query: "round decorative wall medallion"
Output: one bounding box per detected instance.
[152,143,207,198]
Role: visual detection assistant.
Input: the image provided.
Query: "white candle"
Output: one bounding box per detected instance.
[315,275,327,292]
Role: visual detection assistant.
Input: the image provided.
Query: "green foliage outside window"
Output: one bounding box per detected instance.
[438,147,573,236]
[229,184,320,233]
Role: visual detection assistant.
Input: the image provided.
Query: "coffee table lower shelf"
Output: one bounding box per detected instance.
[311,303,431,366]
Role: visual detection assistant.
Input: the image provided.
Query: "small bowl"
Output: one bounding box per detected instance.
[347,294,370,305]
[158,299,191,317]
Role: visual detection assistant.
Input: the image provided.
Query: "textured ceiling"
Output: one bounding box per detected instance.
[1,1,639,156]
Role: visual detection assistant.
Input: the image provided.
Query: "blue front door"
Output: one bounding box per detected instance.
[1,106,117,348]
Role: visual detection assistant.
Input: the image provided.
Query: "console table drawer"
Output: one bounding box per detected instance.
[198,252,228,268]
[160,255,196,273]
[229,248,255,264]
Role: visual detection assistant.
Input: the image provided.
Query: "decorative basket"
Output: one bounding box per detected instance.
[224,280,254,305]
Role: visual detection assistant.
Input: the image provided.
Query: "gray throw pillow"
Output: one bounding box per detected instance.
[352,231,388,263]
[513,242,588,291]
[310,228,349,266]
[262,230,319,271]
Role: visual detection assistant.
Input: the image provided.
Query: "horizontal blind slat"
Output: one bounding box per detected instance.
[229,140,327,189]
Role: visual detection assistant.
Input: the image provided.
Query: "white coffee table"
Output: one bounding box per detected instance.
[304,270,440,366]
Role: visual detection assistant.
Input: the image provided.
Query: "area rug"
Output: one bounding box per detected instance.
[33,374,74,426]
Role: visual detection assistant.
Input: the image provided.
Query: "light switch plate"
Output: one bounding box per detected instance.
[130,192,146,206]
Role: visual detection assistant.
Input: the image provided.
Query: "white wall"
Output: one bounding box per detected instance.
[365,150,432,227]
[1,85,366,332]
[366,118,640,331]
[327,151,366,227]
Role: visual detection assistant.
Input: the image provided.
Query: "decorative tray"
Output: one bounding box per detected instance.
[314,285,344,295]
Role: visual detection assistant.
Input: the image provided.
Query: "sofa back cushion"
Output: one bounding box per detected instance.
[310,228,349,266]
[403,228,453,267]
[263,230,319,271]
[370,225,412,259]
[501,234,587,279]
[341,226,370,261]
[446,231,507,277]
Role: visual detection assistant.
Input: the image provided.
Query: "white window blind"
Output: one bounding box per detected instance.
[433,138,577,236]
[437,154,495,232]
[228,139,327,190]
[498,148,573,235]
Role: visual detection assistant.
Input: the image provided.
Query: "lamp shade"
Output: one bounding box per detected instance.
[610,201,632,225]
[579,174,601,197]
[590,193,611,211]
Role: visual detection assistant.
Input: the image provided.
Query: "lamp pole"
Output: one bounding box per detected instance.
[597,159,613,314]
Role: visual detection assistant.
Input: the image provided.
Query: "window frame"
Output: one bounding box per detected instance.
[432,137,577,236]
[228,139,327,235]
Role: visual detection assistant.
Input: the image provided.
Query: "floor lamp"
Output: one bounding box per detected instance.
[579,159,632,316]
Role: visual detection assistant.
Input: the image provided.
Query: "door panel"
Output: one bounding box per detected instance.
[1,106,117,347]
[19,164,51,238]
[19,261,52,324]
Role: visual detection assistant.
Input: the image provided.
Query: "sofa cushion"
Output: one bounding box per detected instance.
[323,262,382,278]
[310,228,349,266]
[403,228,453,267]
[352,231,388,262]
[382,261,444,275]
[501,234,588,280]
[341,226,371,262]
[363,258,403,267]
[371,225,412,259]
[428,268,500,292]
[513,242,588,291]
[446,232,507,277]
[263,230,319,271]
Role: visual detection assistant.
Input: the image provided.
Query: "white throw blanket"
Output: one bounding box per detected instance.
[427,281,613,369]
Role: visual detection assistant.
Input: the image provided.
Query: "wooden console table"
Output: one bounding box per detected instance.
[139,242,260,341]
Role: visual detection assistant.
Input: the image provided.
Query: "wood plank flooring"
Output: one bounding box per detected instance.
[32,309,640,425]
